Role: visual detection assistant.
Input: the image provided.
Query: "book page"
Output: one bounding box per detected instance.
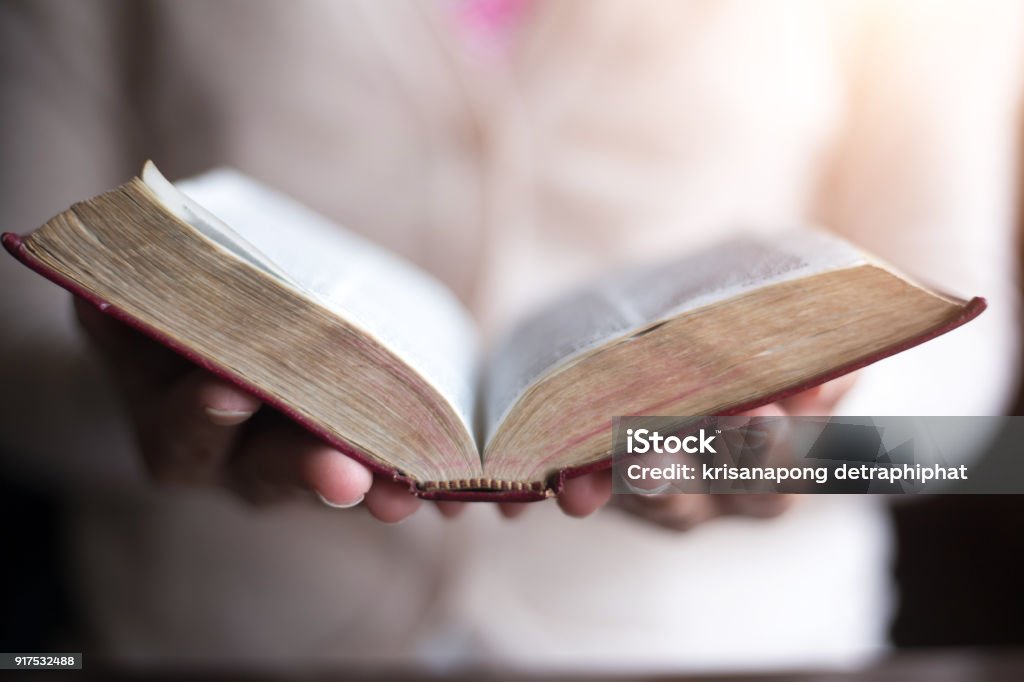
[483,230,865,443]
[143,164,479,435]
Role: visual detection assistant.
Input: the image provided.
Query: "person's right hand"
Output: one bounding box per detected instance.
[549,374,859,529]
[73,295,423,522]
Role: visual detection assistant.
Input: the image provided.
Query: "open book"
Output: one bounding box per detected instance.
[3,163,985,500]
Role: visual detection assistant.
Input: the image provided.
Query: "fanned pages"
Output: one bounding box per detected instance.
[2,163,986,500]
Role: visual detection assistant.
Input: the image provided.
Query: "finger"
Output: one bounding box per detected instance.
[363,477,422,523]
[196,375,262,426]
[227,416,371,507]
[557,470,613,518]
[738,402,787,419]
[436,501,466,519]
[615,493,720,532]
[498,502,528,519]
[721,493,795,519]
[777,373,858,416]
[142,369,260,485]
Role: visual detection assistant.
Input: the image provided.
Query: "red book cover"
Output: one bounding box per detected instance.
[2,231,988,502]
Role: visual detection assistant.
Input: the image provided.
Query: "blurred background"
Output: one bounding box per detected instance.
[2,0,1024,678]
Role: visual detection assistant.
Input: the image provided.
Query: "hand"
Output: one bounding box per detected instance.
[550,374,859,529]
[74,296,422,522]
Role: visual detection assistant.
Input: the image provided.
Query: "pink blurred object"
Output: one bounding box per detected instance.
[450,0,532,59]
